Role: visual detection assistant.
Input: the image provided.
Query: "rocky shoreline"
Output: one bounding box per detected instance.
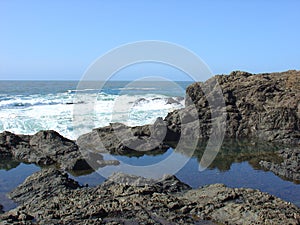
[0,70,299,224]
[0,130,119,172]
[1,168,299,224]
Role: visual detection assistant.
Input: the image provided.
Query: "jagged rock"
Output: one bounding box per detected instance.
[165,70,300,144]
[0,130,118,171]
[77,117,170,155]
[0,131,29,157]
[9,168,81,205]
[1,169,299,224]
[78,70,300,158]
[166,97,181,104]
[259,147,300,182]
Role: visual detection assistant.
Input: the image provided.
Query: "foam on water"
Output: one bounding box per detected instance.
[0,91,184,139]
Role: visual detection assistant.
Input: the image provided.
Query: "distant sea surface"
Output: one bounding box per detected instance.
[0,80,191,139]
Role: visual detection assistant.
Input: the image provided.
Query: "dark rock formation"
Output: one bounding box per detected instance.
[0,130,118,171]
[0,204,3,214]
[9,168,82,205]
[259,147,300,182]
[78,70,300,159]
[75,70,300,182]
[166,70,300,144]
[77,117,170,155]
[1,169,299,224]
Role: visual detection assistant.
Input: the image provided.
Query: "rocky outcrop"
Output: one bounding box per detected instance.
[77,118,171,155]
[259,148,300,182]
[166,70,300,144]
[1,169,299,224]
[0,130,118,171]
[8,168,82,205]
[75,70,300,182]
[77,70,300,158]
[0,204,3,214]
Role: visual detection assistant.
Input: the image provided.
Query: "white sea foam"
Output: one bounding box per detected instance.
[67,89,99,94]
[0,92,184,139]
[116,87,157,90]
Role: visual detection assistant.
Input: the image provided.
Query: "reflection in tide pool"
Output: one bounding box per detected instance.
[0,162,40,211]
[89,139,300,207]
[0,139,299,212]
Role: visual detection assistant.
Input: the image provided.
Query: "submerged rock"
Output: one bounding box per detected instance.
[1,168,299,224]
[259,147,300,182]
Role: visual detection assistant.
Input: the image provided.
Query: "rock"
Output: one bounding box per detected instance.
[0,131,29,157]
[78,70,299,159]
[0,204,3,214]
[0,130,118,172]
[29,130,78,158]
[1,169,299,224]
[77,117,170,156]
[9,168,81,205]
[259,147,300,182]
[165,70,300,144]
[166,97,180,104]
[182,183,300,224]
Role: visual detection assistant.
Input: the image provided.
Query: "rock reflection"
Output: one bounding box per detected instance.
[172,138,285,172]
[0,158,20,171]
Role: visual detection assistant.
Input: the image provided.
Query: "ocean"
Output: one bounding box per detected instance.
[0,80,191,139]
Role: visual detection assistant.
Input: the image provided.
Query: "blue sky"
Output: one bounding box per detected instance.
[0,0,299,80]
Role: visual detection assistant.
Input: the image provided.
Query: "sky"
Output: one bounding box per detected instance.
[0,0,300,81]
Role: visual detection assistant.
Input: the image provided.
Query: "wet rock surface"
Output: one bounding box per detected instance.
[259,147,300,182]
[0,130,118,171]
[0,168,299,225]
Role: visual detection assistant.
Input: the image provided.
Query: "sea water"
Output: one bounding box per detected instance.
[0,80,190,139]
[0,80,299,211]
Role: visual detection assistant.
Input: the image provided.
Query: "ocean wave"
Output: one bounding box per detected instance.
[117,87,157,91]
[0,93,185,139]
[67,89,99,94]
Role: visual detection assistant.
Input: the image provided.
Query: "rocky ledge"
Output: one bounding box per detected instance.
[166,70,300,144]
[0,168,299,225]
[77,118,171,155]
[259,147,300,182]
[0,130,119,171]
